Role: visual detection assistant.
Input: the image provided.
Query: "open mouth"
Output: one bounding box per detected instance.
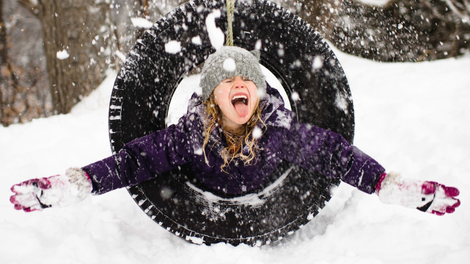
[231,95,248,106]
[231,94,249,117]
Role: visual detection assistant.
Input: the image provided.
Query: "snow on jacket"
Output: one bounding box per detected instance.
[82,85,385,196]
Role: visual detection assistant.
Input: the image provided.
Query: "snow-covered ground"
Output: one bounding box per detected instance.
[1,48,469,263]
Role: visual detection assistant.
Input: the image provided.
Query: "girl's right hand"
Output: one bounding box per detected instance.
[10,168,92,212]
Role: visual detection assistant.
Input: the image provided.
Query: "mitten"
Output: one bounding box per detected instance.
[376,172,460,215]
[10,168,92,212]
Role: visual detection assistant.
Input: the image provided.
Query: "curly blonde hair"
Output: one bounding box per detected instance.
[202,93,264,172]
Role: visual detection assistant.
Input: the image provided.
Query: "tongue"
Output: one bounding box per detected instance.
[234,101,249,117]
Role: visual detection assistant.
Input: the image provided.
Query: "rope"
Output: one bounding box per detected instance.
[226,0,235,46]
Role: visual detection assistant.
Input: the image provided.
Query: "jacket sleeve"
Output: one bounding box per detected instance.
[82,117,195,195]
[280,121,385,194]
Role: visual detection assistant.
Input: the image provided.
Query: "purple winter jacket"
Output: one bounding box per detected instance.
[82,86,385,196]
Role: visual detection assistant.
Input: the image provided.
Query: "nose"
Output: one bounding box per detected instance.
[233,77,246,89]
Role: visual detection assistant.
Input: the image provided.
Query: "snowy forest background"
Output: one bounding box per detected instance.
[1,0,470,263]
[1,0,470,126]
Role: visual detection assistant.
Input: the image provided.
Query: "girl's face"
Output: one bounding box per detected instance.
[213,76,259,131]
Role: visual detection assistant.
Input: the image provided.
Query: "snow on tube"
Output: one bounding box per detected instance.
[108,0,354,246]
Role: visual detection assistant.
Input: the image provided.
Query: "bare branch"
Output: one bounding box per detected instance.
[444,0,470,23]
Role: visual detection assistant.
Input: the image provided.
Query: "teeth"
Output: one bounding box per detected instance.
[231,95,248,105]
[232,95,247,100]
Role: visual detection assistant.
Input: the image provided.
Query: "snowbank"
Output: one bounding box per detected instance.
[1,52,469,263]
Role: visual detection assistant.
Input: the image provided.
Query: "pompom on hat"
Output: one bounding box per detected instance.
[199,46,266,102]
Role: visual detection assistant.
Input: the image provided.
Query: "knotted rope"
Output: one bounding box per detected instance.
[226,0,235,46]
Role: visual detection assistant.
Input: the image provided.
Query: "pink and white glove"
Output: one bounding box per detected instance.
[10,168,92,212]
[376,172,460,215]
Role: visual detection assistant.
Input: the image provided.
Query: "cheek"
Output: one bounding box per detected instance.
[213,92,222,105]
[214,87,228,103]
[214,96,229,112]
[218,87,234,104]
[249,87,259,108]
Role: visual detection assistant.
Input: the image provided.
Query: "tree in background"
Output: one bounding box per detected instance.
[287,0,470,61]
[1,0,179,126]
[1,0,49,126]
[19,0,116,114]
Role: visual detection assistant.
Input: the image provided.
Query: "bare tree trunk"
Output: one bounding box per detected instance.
[0,0,6,125]
[0,0,21,125]
[37,0,111,114]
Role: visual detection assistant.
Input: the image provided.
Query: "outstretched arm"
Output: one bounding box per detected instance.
[82,121,195,194]
[10,115,198,212]
[281,121,385,194]
[280,120,460,215]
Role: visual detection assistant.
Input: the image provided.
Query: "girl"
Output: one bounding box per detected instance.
[10,46,460,217]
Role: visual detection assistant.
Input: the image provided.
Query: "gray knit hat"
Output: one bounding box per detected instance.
[200,46,266,102]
